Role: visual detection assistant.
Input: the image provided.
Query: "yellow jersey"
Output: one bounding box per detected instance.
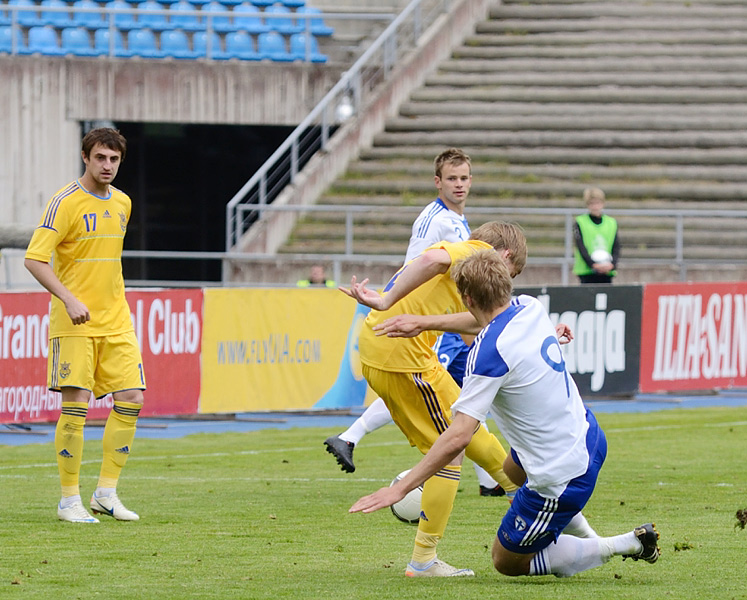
[359,239,492,372]
[25,180,134,338]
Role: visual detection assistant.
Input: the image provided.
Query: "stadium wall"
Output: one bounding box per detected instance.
[0,56,342,233]
[3,281,747,423]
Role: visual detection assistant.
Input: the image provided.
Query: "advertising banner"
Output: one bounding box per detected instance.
[640,281,747,392]
[517,285,643,397]
[200,288,366,413]
[0,289,202,423]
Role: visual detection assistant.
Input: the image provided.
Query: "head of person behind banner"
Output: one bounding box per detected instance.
[572,187,620,284]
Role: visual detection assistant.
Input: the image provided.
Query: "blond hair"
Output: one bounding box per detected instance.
[583,187,605,204]
[452,250,514,313]
[434,148,471,179]
[469,221,527,277]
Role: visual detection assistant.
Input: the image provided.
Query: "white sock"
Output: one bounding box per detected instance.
[598,531,642,557]
[94,487,115,498]
[563,512,599,538]
[59,495,82,508]
[474,463,499,488]
[339,398,392,444]
[530,535,608,577]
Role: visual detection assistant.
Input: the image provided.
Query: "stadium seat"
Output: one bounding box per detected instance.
[111,0,138,29]
[8,0,42,28]
[218,0,242,6]
[187,0,210,4]
[249,0,273,6]
[257,29,291,61]
[221,29,258,59]
[160,27,195,57]
[125,27,163,56]
[40,0,74,28]
[72,0,108,29]
[61,25,98,55]
[94,26,126,55]
[169,0,202,31]
[263,3,301,34]
[232,2,268,34]
[22,24,65,55]
[295,6,332,36]
[288,31,325,62]
[192,28,221,57]
[280,0,303,7]
[0,26,13,52]
[201,1,232,32]
[138,0,171,30]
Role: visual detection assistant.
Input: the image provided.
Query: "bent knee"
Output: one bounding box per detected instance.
[492,542,532,576]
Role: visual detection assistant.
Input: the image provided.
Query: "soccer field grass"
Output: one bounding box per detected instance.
[1,406,745,600]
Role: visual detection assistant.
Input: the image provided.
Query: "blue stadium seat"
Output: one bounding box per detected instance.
[218,0,242,6]
[280,0,303,7]
[138,0,171,30]
[288,31,324,62]
[0,7,9,26]
[192,28,221,57]
[8,0,42,28]
[40,0,74,28]
[72,0,108,29]
[111,0,138,29]
[249,0,273,6]
[22,24,65,55]
[257,29,291,61]
[0,26,13,52]
[61,25,98,55]
[125,27,163,56]
[263,3,301,34]
[160,28,195,57]
[232,2,267,34]
[221,29,258,59]
[169,0,201,31]
[201,1,232,32]
[94,26,126,55]
[295,5,331,36]
[187,0,210,4]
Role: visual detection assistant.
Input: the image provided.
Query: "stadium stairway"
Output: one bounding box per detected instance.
[276,0,747,285]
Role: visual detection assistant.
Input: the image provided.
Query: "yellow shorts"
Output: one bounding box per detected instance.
[362,362,460,454]
[48,332,146,398]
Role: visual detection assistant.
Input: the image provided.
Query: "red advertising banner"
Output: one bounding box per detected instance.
[640,281,747,393]
[0,289,202,423]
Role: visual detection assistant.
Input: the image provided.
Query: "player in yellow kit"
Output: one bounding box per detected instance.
[341,221,527,577]
[25,128,145,523]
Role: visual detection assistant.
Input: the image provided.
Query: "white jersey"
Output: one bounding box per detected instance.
[451,295,590,498]
[405,198,470,262]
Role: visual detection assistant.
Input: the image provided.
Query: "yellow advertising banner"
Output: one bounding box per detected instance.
[200,288,367,413]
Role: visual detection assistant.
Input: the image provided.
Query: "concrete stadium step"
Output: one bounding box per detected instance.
[452,43,747,59]
[489,2,747,19]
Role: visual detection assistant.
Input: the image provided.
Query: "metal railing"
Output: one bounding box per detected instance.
[224,0,449,250]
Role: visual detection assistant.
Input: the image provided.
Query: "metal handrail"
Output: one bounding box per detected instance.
[224,0,448,250]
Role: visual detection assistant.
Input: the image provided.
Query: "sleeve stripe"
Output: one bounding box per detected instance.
[42,182,77,229]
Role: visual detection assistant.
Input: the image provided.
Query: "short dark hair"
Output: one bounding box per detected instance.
[434,148,471,179]
[82,128,127,161]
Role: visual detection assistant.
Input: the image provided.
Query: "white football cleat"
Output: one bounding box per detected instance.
[90,490,140,521]
[58,500,100,523]
[405,558,475,577]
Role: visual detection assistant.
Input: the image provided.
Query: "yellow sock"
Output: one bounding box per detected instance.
[411,465,461,564]
[55,401,88,497]
[98,401,140,489]
[465,426,519,494]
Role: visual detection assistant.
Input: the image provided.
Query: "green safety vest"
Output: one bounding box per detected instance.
[573,214,618,276]
[296,279,336,288]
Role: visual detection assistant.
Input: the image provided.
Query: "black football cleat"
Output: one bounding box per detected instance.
[623,523,661,564]
[478,484,506,497]
[323,435,356,473]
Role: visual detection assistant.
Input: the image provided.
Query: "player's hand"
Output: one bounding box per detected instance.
[556,322,573,345]
[593,262,614,274]
[349,486,404,514]
[64,297,91,325]
[339,276,386,310]
[373,314,426,338]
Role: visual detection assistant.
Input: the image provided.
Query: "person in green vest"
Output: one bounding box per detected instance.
[572,187,620,284]
[297,264,336,288]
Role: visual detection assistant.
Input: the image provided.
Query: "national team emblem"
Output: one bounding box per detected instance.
[59,361,71,379]
[514,516,527,532]
[119,211,127,232]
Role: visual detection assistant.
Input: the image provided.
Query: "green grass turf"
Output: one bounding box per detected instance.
[1,406,745,600]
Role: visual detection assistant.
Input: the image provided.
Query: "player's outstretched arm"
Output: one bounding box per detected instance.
[373,311,481,338]
[340,249,451,312]
[349,411,477,514]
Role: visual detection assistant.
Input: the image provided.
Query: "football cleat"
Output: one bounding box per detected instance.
[323,435,356,473]
[58,500,100,523]
[405,558,475,577]
[623,523,660,563]
[91,491,140,521]
[479,484,506,497]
